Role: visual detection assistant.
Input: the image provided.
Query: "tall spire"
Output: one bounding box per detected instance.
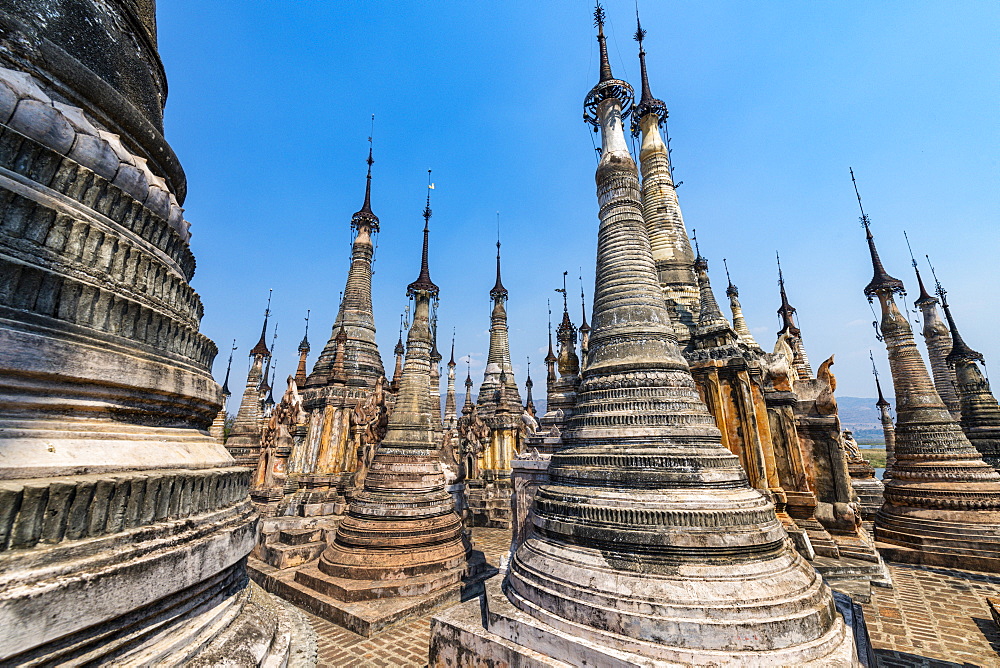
[904,249,961,416]
[858,173,1000,572]
[871,351,896,476]
[444,331,458,428]
[631,9,667,135]
[221,339,236,397]
[934,275,983,367]
[776,252,798,337]
[317,195,469,596]
[544,298,557,387]
[852,169,905,299]
[499,13,858,661]
[491,213,507,301]
[578,273,590,365]
[306,141,384,388]
[630,12,699,340]
[250,290,272,357]
[904,231,935,306]
[723,258,759,348]
[524,357,535,416]
[295,310,310,386]
[584,2,633,129]
[554,272,579,379]
[463,362,475,412]
[692,253,738,349]
[357,115,376,219]
[227,297,273,466]
[429,308,443,426]
[776,252,812,379]
[391,314,405,392]
[408,170,438,296]
[594,2,613,83]
[260,324,278,396]
[477,221,520,412]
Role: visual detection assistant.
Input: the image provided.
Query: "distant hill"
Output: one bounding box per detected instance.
[836,396,893,444]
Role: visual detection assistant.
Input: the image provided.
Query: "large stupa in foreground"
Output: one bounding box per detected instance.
[429,5,859,665]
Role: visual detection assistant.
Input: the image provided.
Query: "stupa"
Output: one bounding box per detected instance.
[430,6,859,664]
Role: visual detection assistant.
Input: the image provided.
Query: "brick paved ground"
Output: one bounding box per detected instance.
[301,528,1000,667]
[864,563,1000,667]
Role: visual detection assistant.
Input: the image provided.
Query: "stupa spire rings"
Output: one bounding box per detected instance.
[630,9,668,136]
[584,2,634,129]
[407,170,439,297]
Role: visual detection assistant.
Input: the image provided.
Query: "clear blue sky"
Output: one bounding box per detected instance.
[156,1,999,401]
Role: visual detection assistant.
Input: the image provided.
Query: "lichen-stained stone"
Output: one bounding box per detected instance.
[0,0,312,663]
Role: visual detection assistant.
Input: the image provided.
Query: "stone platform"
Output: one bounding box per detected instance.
[295,528,1000,667]
[249,548,496,637]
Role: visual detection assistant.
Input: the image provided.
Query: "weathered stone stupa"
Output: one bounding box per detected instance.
[227,301,273,467]
[631,34,699,343]
[286,183,486,635]
[628,16,885,587]
[910,258,961,418]
[857,179,1000,572]
[431,7,858,664]
[939,283,1000,471]
[291,147,386,506]
[872,356,896,477]
[461,239,523,527]
[0,1,309,662]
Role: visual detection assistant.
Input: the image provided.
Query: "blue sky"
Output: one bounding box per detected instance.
[157,1,999,401]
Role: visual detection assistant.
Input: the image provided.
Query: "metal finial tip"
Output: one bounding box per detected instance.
[594,1,606,29]
[634,16,646,43]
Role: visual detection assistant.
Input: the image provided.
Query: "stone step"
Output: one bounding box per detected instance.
[257,540,326,570]
[294,563,465,603]
[279,528,322,546]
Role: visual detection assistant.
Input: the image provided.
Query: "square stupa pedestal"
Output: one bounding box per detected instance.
[249,551,494,637]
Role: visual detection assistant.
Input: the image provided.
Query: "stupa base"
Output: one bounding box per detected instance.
[430,577,868,667]
[874,540,1000,573]
[249,551,495,637]
[874,509,1000,572]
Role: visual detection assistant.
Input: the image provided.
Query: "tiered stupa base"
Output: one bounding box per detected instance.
[251,546,493,637]
[431,570,868,667]
[874,503,1000,572]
